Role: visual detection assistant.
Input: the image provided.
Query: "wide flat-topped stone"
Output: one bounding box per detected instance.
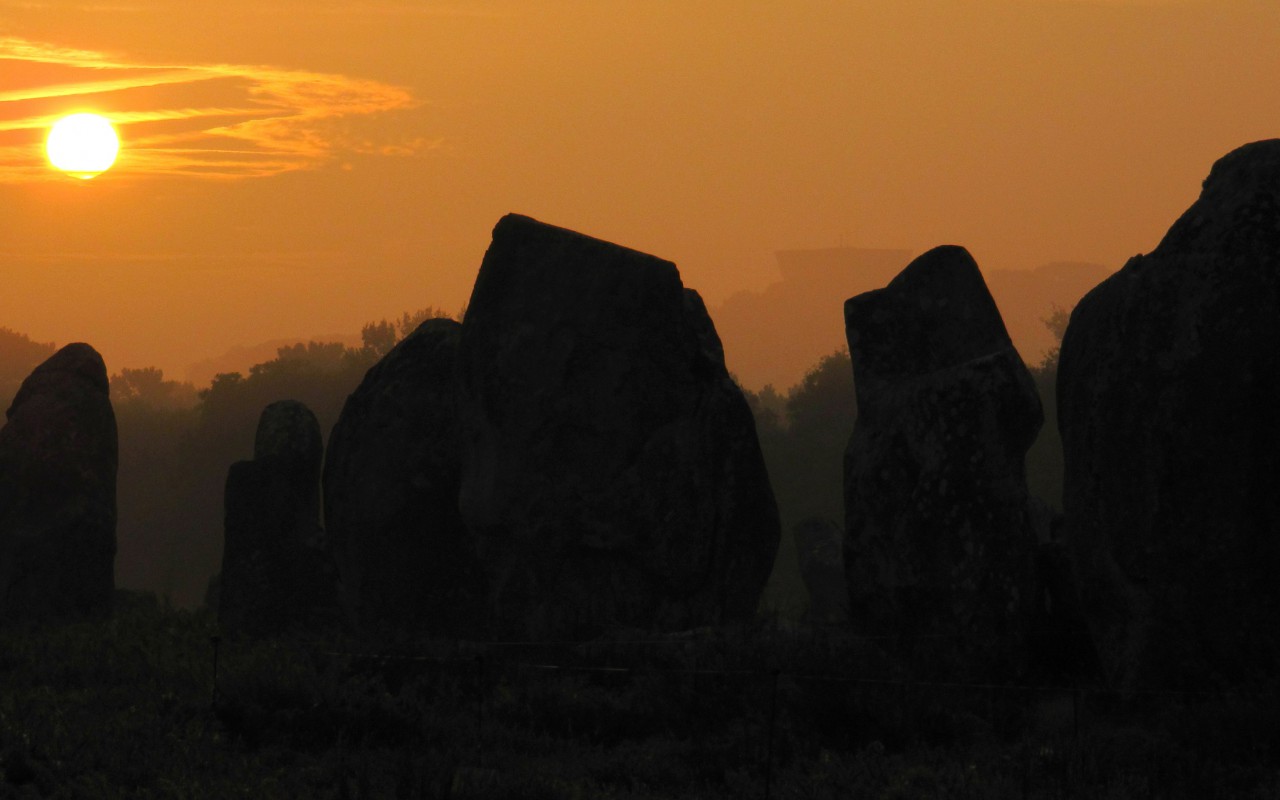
[455,213,780,639]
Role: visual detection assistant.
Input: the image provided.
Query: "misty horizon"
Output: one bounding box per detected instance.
[4,1,1276,390]
[2,242,1111,396]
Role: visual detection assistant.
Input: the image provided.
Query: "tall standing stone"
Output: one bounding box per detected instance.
[456,214,780,639]
[843,246,1042,677]
[220,400,334,635]
[1058,140,1280,691]
[324,318,486,637]
[0,343,117,623]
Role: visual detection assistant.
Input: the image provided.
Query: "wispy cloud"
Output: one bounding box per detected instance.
[0,37,426,181]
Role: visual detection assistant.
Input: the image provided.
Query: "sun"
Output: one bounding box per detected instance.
[46,113,120,179]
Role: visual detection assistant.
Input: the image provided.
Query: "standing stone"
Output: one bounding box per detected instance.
[324,318,486,637]
[0,343,117,623]
[220,400,335,635]
[792,517,850,626]
[456,214,780,639]
[1058,140,1280,691]
[843,246,1042,678]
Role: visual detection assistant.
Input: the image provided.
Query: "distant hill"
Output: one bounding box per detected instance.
[183,333,362,388]
[712,248,1114,392]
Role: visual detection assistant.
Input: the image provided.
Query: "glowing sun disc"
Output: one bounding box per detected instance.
[46,113,119,179]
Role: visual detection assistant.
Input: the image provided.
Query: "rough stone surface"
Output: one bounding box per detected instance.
[0,343,117,623]
[220,400,335,635]
[842,245,1042,677]
[1058,139,1280,691]
[456,213,780,639]
[791,517,849,626]
[324,318,486,637]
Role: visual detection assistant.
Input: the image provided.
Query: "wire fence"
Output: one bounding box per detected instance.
[204,623,1250,799]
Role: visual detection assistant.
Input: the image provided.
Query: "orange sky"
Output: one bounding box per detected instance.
[0,0,1276,388]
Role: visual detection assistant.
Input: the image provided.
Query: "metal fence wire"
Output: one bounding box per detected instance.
[204,626,1243,799]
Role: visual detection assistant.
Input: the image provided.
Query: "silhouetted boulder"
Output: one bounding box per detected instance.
[792,517,849,626]
[324,318,486,637]
[0,343,117,623]
[220,400,335,635]
[456,214,780,639]
[842,245,1042,678]
[1058,139,1280,691]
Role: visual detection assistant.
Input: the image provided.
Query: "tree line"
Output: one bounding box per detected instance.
[107,307,455,606]
[0,304,1065,613]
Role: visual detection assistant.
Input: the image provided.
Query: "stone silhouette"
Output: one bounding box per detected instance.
[456,213,780,639]
[1028,539,1101,683]
[0,343,117,623]
[220,400,335,635]
[1058,139,1280,691]
[843,246,1042,677]
[791,517,850,626]
[324,318,485,637]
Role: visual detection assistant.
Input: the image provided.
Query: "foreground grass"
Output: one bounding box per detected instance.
[0,592,1277,798]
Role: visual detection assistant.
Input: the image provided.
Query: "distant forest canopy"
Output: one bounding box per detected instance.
[0,327,56,411]
[90,306,458,607]
[0,300,1063,611]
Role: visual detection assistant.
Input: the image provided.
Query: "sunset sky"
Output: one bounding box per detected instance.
[1,0,1276,387]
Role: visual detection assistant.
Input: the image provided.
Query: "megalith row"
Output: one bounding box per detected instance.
[835,139,1280,690]
[295,214,781,641]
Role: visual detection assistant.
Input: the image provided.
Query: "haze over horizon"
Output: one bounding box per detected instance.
[1,0,1276,386]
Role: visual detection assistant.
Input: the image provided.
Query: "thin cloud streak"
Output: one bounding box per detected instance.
[0,69,214,103]
[0,37,424,182]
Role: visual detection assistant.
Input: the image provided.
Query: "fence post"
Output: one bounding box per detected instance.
[764,668,780,800]
[210,634,221,708]
[1072,681,1080,748]
[475,654,485,770]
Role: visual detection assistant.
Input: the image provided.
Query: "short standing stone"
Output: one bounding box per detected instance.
[792,517,849,626]
[0,343,117,622]
[456,214,780,639]
[842,246,1042,677]
[1058,139,1280,691]
[220,400,335,635]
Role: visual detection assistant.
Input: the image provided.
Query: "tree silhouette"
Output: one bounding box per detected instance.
[0,327,56,410]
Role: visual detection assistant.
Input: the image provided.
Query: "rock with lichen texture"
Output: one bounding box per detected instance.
[324,318,487,637]
[842,245,1042,678]
[455,213,780,639]
[1058,139,1280,692]
[220,400,336,635]
[0,343,117,623]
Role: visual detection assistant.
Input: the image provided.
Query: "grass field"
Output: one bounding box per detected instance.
[0,590,1276,798]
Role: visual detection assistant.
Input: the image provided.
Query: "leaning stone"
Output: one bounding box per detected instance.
[843,245,1042,678]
